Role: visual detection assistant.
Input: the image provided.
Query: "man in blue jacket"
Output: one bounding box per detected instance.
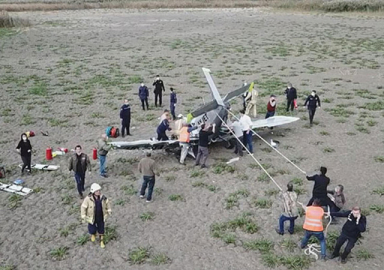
[120,99,131,137]
[139,83,149,110]
[170,87,177,120]
[157,116,172,141]
[329,206,367,264]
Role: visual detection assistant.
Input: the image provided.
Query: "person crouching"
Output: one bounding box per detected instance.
[81,183,112,248]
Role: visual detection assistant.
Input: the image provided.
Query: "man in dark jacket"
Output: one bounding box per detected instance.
[153,75,165,107]
[304,90,321,125]
[139,83,149,110]
[195,123,216,168]
[284,83,297,112]
[120,99,131,137]
[170,87,177,120]
[330,206,367,264]
[157,116,172,141]
[69,145,91,198]
[306,166,333,207]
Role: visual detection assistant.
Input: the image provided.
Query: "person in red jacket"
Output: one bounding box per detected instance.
[265,95,277,119]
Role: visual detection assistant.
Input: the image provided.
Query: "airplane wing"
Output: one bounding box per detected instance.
[110,140,179,150]
[251,116,300,129]
[223,84,250,103]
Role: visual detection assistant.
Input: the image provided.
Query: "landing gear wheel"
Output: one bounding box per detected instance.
[224,140,235,149]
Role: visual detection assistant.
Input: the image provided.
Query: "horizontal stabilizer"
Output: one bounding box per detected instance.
[251,116,300,129]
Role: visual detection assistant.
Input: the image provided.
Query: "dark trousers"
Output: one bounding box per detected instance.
[155,92,162,107]
[307,196,334,208]
[287,99,294,111]
[21,155,31,173]
[232,138,243,156]
[242,131,253,153]
[278,215,298,234]
[121,120,130,136]
[157,132,168,141]
[332,233,358,260]
[75,172,85,196]
[195,146,209,166]
[265,111,275,119]
[140,98,149,110]
[170,103,176,120]
[140,175,155,201]
[88,219,105,235]
[308,108,316,124]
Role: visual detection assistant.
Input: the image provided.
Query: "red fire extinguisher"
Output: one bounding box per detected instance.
[46,147,52,160]
[93,148,98,160]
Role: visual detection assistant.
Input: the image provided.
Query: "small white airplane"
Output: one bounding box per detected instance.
[110,68,299,158]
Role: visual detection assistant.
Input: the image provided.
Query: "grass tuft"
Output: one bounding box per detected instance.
[50,246,68,261]
[128,247,150,265]
[243,239,274,253]
[140,212,155,221]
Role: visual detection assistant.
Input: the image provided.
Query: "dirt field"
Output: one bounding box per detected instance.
[1,8,384,270]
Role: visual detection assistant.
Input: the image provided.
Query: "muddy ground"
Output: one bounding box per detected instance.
[1,8,384,270]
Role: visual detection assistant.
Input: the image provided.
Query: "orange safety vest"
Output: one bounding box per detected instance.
[179,127,190,143]
[303,206,324,232]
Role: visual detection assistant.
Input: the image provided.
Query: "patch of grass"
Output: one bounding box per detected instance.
[20,113,36,126]
[91,112,104,118]
[104,225,118,244]
[374,156,384,163]
[261,253,280,268]
[121,184,137,196]
[346,132,356,136]
[355,249,375,261]
[279,255,311,270]
[221,234,237,245]
[192,181,207,188]
[253,198,273,209]
[265,189,280,197]
[325,107,355,118]
[128,247,150,265]
[61,194,73,205]
[367,120,377,127]
[361,208,371,216]
[149,253,171,265]
[243,239,274,253]
[369,204,384,214]
[7,194,22,209]
[207,185,219,192]
[76,234,89,246]
[372,186,384,196]
[29,82,48,96]
[319,131,330,136]
[140,212,155,221]
[164,175,176,182]
[257,172,270,183]
[50,246,68,261]
[291,177,303,186]
[0,265,16,270]
[325,231,339,253]
[212,162,236,174]
[323,147,335,153]
[115,199,126,206]
[280,239,297,253]
[225,189,250,209]
[127,75,142,84]
[168,194,184,201]
[355,126,370,134]
[238,173,249,180]
[361,101,384,111]
[294,187,307,195]
[190,170,205,178]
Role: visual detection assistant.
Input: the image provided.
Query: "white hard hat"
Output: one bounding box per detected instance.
[177,114,184,118]
[90,183,101,193]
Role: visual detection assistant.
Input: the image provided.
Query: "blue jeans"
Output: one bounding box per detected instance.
[99,155,106,175]
[242,131,253,153]
[301,231,326,256]
[74,172,85,195]
[170,103,176,120]
[140,176,155,201]
[279,215,297,234]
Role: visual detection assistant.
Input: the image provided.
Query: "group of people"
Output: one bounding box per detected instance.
[277,167,366,263]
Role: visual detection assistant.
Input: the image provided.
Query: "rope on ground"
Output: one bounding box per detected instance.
[214,112,283,191]
[224,108,307,175]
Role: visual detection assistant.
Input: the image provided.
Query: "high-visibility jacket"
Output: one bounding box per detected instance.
[179,127,190,143]
[303,206,324,232]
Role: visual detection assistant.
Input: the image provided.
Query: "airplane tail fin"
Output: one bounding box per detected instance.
[202,68,225,107]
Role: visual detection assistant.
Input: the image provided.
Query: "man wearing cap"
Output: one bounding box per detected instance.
[153,75,165,107]
[81,183,112,248]
[138,83,149,110]
[170,87,177,120]
[304,90,321,126]
[329,206,367,264]
[284,83,297,112]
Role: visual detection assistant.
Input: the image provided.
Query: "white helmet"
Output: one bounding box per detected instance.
[90,183,101,193]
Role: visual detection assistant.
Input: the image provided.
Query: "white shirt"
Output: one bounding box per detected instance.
[239,114,253,131]
[231,121,243,137]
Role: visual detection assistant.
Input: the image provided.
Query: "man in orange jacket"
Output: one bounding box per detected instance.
[178,123,197,165]
[300,198,327,260]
